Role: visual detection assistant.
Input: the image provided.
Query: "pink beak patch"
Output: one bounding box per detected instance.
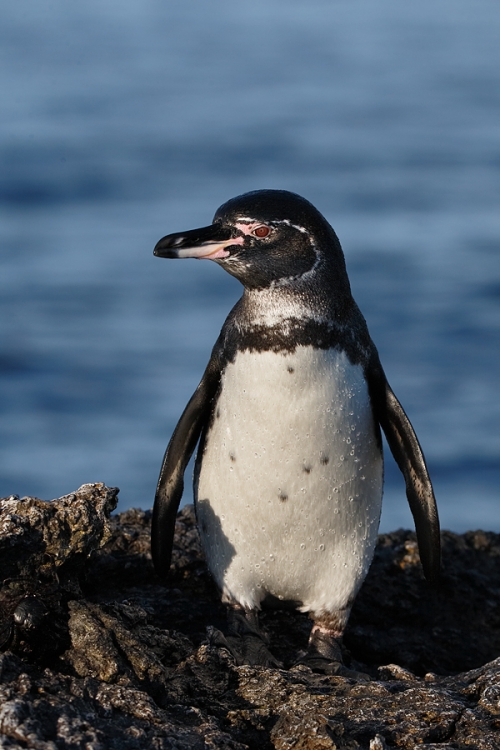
[176,236,244,260]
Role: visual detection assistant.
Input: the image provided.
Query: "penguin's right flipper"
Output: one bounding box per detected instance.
[377,377,441,585]
[151,353,221,579]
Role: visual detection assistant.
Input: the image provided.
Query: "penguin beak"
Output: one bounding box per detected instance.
[154,224,244,260]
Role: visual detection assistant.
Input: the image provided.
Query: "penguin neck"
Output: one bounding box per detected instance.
[225,279,372,365]
[240,276,352,331]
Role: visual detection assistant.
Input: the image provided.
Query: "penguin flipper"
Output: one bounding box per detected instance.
[376,376,441,584]
[152,355,221,579]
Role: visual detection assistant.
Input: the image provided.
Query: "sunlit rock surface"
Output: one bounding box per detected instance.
[1,485,499,749]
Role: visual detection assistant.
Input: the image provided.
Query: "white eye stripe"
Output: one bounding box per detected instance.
[234,217,309,235]
[273,219,308,234]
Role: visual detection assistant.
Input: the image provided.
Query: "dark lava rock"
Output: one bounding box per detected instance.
[0,484,118,660]
[1,485,500,749]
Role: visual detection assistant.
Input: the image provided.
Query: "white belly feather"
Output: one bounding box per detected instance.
[195,346,383,615]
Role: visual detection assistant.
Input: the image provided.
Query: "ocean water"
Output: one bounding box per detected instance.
[1,0,499,532]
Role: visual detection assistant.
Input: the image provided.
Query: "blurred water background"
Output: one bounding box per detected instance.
[1,0,499,532]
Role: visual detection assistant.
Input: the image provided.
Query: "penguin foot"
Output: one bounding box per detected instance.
[228,608,282,668]
[235,633,282,668]
[295,627,370,681]
[206,625,240,662]
[216,607,282,668]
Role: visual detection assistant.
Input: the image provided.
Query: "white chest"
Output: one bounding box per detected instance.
[195,346,383,614]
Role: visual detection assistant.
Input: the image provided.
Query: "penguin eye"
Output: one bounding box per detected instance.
[252,225,271,238]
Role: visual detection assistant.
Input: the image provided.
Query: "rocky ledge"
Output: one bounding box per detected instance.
[1,484,499,749]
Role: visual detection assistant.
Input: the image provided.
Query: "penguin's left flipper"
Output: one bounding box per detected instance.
[151,352,222,580]
[371,368,441,584]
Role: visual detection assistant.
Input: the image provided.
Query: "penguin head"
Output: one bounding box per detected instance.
[154,189,349,292]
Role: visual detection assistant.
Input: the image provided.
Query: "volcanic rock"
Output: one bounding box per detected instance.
[1,485,499,749]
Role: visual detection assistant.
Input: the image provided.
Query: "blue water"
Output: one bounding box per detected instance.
[1,0,499,532]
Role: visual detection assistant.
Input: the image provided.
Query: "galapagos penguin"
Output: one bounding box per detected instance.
[151,189,440,674]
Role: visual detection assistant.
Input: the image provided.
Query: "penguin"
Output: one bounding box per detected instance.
[151,189,440,674]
